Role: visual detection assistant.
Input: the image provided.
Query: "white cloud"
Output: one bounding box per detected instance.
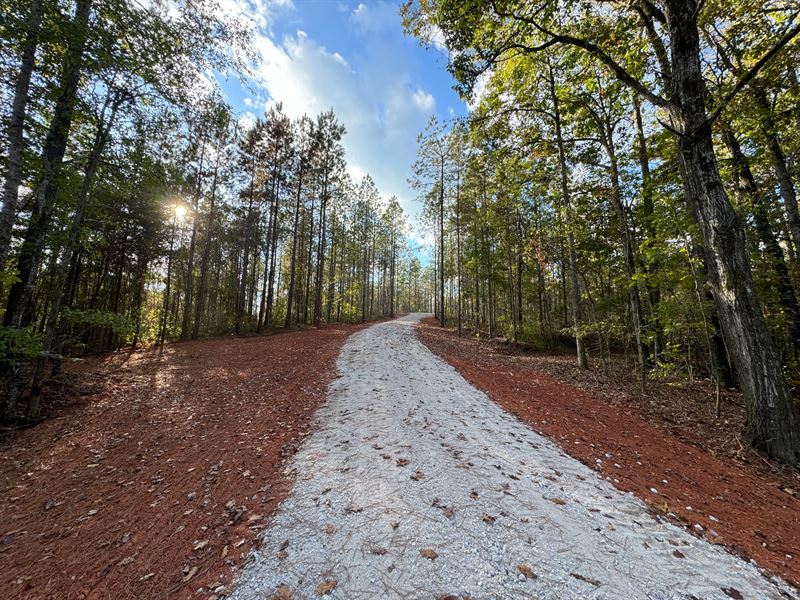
[411,89,435,111]
[249,28,437,221]
[351,2,399,33]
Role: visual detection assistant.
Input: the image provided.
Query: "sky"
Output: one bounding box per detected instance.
[216,0,467,242]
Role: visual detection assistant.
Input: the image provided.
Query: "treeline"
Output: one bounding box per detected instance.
[0,0,426,423]
[403,1,800,464]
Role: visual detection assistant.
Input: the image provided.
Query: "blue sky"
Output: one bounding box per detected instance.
[217,0,467,238]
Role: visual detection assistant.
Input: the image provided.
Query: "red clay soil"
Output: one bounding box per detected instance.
[417,317,800,589]
[0,323,369,600]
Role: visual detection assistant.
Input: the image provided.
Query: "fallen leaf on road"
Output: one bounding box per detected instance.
[396,458,410,467]
[481,513,496,524]
[315,580,336,595]
[193,540,208,551]
[182,566,198,583]
[420,548,438,559]
[721,588,743,600]
[324,524,335,535]
[518,564,537,579]
[273,583,292,599]
[547,497,567,506]
[673,550,685,559]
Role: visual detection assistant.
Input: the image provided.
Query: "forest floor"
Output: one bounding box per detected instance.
[0,321,378,600]
[416,316,800,590]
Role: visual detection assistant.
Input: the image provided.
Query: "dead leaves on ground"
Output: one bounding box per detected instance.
[517,564,537,579]
[420,548,439,560]
[277,539,289,560]
[273,584,293,599]
[315,580,337,595]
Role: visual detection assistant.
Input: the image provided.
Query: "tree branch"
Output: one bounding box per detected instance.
[707,19,800,125]
[489,1,670,108]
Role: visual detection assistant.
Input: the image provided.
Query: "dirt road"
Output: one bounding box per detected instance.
[230,314,795,599]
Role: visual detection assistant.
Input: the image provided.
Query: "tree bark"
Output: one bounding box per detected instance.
[667,0,799,463]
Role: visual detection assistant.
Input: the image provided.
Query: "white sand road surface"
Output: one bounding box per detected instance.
[228,314,797,600]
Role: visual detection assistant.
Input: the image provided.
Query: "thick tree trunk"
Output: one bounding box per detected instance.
[0,0,43,273]
[667,1,799,463]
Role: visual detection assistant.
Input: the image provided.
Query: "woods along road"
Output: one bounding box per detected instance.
[230,314,795,600]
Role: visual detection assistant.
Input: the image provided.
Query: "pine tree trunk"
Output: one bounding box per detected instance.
[180,138,206,341]
[439,160,445,326]
[285,161,304,327]
[193,150,221,340]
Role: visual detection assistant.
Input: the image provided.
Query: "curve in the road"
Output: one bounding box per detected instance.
[229,313,796,600]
